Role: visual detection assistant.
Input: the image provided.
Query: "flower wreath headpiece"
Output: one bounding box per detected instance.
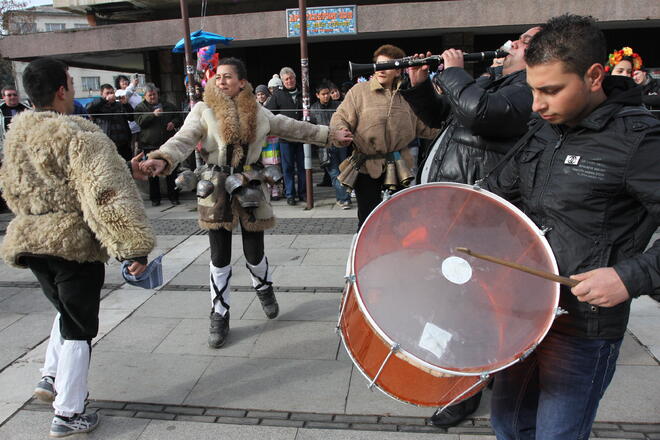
[605,47,643,72]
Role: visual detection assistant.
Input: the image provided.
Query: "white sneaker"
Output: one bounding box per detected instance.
[49,412,100,438]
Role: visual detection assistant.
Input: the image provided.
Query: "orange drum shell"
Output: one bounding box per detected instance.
[339,284,486,407]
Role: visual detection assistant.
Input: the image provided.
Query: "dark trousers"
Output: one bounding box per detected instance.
[23,256,104,340]
[209,226,265,268]
[354,172,385,230]
[142,147,178,202]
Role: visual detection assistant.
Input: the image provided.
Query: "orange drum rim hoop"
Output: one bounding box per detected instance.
[349,182,560,377]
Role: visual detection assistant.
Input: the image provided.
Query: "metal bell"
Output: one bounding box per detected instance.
[262,165,283,185]
[225,173,246,195]
[337,160,359,190]
[243,169,263,187]
[235,186,264,208]
[196,179,214,198]
[174,169,197,192]
[384,161,398,190]
[394,158,414,187]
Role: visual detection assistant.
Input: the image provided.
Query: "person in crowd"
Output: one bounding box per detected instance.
[402,25,541,427]
[340,81,353,100]
[115,74,142,109]
[267,74,283,95]
[634,68,660,112]
[134,83,183,206]
[604,46,642,78]
[0,86,31,212]
[86,84,133,161]
[1,86,30,132]
[255,84,270,105]
[139,57,352,349]
[330,84,342,102]
[330,44,437,228]
[265,67,308,205]
[484,15,659,439]
[0,57,154,438]
[310,80,350,208]
[256,84,282,200]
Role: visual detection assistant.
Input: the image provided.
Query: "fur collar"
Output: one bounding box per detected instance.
[203,77,258,167]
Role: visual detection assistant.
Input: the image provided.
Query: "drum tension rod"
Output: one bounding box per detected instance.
[368,343,400,390]
[437,373,490,414]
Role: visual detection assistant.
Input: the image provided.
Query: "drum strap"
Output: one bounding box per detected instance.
[211,270,232,311]
[477,121,544,185]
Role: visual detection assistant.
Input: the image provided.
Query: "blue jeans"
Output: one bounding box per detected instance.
[490,330,622,440]
[280,141,305,199]
[326,147,350,203]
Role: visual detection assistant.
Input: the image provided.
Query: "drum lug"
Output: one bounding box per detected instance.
[381,189,393,201]
[519,344,538,361]
[539,225,553,236]
[344,274,356,283]
[555,307,568,317]
[368,343,400,390]
[473,179,485,189]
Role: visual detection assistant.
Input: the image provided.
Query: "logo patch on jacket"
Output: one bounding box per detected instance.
[564,155,581,165]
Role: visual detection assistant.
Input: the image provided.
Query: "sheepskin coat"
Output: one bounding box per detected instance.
[0,110,155,268]
[148,80,333,231]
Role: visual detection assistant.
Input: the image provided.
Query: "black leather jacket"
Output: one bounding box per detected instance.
[486,76,660,339]
[400,67,533,184]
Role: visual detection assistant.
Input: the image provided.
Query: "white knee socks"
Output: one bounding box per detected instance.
[246,256,272,291]
[210,263,232,316]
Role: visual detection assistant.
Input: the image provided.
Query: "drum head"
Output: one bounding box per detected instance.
[353,183,559,374]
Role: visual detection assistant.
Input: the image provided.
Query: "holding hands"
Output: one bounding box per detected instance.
[332,127,354,147]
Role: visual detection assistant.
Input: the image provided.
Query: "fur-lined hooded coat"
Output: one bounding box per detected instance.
[0,111,155,268]
[148,80,333,231]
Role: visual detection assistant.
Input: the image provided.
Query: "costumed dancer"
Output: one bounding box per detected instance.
[140,57,352,348]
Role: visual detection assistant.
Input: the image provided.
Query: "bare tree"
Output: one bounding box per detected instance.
[1,0,29,35]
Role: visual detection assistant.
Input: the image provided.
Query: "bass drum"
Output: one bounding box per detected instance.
[338,183,560,406]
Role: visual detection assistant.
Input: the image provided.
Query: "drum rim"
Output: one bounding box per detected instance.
[349,182,560,376]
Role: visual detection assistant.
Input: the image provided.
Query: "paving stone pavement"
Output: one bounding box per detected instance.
[0,181,659,439]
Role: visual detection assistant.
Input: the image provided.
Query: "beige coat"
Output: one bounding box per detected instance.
[148,81,334,231]
[0,111,155,268]
[330,77,437,178]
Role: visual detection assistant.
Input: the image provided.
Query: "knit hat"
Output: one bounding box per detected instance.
[255,84,269,95]
[268,74,283,89]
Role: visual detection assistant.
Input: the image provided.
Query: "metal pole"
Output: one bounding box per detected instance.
[299,0,314,210]
[179,0,196,110]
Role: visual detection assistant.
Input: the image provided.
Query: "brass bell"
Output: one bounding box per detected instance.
[395,157,414,187]
[338,163,359,190]
[384,161,398,190]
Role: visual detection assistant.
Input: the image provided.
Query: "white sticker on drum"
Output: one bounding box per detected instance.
[419,322,452,359]
[441,256,472,285]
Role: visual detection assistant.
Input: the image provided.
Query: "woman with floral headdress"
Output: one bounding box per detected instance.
[605,46,643,78]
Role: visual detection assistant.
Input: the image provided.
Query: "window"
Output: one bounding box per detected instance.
[45,23,66,31]
[13,22,37,34]
[74,24,89,29]
[81,77,100,92]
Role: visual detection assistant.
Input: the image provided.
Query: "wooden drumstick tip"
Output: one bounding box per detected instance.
[455,247,471,254]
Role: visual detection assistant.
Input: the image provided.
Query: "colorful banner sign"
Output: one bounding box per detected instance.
[286,5,357,37]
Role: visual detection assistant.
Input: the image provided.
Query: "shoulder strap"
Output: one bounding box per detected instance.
[476,119,545,185]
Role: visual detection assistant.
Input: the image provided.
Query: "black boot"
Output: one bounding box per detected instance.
[430,391,482,428]
[256,286,279,319]
[208,310,230,348]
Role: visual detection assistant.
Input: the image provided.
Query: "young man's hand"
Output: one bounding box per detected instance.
[127,260,147,276]
[570,267,630,307]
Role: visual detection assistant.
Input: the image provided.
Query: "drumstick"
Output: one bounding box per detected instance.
[455,247,579,288]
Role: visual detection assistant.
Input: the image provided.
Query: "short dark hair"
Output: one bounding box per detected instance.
[373,44,405,62]
[1,86,17,96]
[100,83,114,93]
[114,75,129,89]
[315,80,333,94]
[525,14,606,76]
[22,58,69,108]
[218,57,248,80]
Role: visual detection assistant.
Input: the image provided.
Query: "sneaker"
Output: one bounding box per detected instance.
[429,391,482,428]
[34,376,56,403]
[286,198,297,206]
[49,412,100,438]
[256,286,279,319]
[208,311,230,348]
[337,200,352,210]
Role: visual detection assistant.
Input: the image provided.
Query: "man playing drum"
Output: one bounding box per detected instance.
[485,14,660,439]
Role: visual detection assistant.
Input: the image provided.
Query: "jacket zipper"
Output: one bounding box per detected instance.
[536,132,564,214]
